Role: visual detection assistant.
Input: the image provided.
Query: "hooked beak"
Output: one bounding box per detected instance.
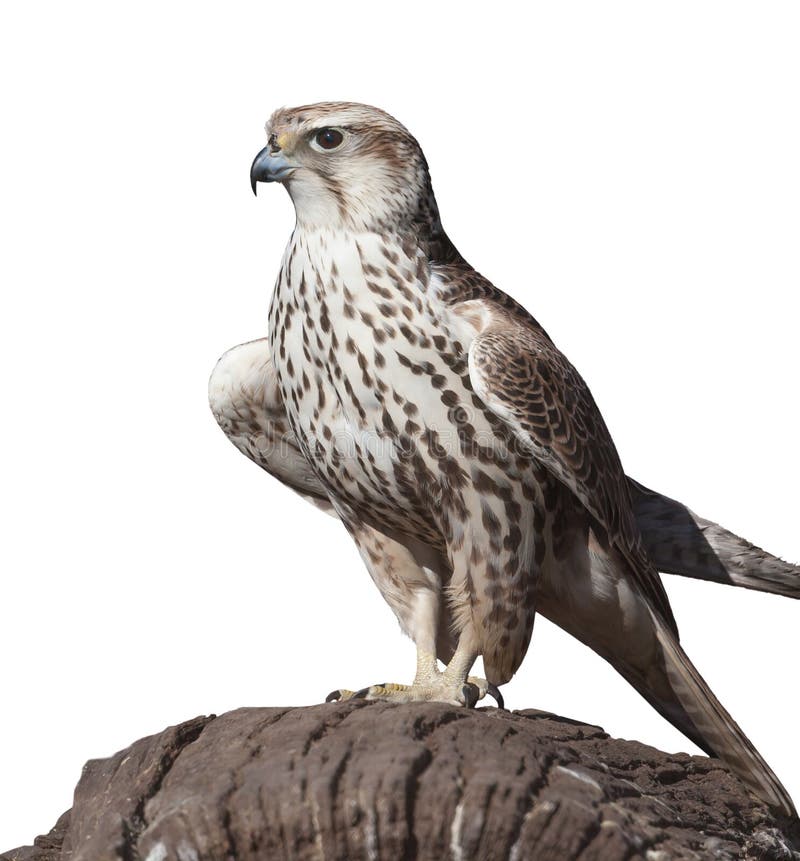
[250,145,296,194]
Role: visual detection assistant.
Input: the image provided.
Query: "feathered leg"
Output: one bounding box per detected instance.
[326,514,503,708]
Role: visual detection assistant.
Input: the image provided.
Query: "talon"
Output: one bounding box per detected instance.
[353,686,372,699]
[487,683,505,710]
[325,690,342,703]
[462,682,479,709]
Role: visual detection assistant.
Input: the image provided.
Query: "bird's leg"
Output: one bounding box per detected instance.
[326,626,504,709]
[440,626,505,709]
[407,647,438,687]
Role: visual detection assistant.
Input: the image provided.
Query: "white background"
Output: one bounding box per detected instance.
[1,0,798,850]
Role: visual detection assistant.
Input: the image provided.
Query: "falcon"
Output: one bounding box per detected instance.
[209,102,798,816]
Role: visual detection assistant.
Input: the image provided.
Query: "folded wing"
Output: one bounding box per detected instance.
[459,299,677,633]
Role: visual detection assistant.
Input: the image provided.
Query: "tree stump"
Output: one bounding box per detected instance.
[3,701,798,860]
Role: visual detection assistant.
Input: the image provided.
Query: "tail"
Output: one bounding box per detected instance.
[543,534,797,816]
[628,477,800,598]
[618,613,797,818]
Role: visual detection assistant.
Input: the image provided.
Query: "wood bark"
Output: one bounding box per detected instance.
[3,702,798,860]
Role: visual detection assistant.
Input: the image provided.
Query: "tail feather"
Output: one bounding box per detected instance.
[645,615,796,817]
[549,534,797,816]
[628,477,800,598]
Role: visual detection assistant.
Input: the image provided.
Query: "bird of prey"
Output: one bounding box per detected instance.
[209,102,798,816]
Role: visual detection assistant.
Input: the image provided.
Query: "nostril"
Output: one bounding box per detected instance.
[268,133,280,154]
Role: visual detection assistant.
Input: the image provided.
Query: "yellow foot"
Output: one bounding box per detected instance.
[325,677,504,709]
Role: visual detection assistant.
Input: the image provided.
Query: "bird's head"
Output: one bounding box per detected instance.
[250,102,442,237]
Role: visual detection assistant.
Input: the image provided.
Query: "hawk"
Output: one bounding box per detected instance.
[209,102,798,815]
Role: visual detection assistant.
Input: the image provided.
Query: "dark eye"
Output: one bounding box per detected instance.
[314,128,344,150]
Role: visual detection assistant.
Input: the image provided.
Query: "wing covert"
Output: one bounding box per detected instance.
[460,299,677,633]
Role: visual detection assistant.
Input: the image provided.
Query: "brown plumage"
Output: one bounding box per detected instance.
[210,102,797,816]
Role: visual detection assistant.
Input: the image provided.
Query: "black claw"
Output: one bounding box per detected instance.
[325,690,341,703]
[353,687,371,699]
[487,683,505,710]
[462,682,479,709]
